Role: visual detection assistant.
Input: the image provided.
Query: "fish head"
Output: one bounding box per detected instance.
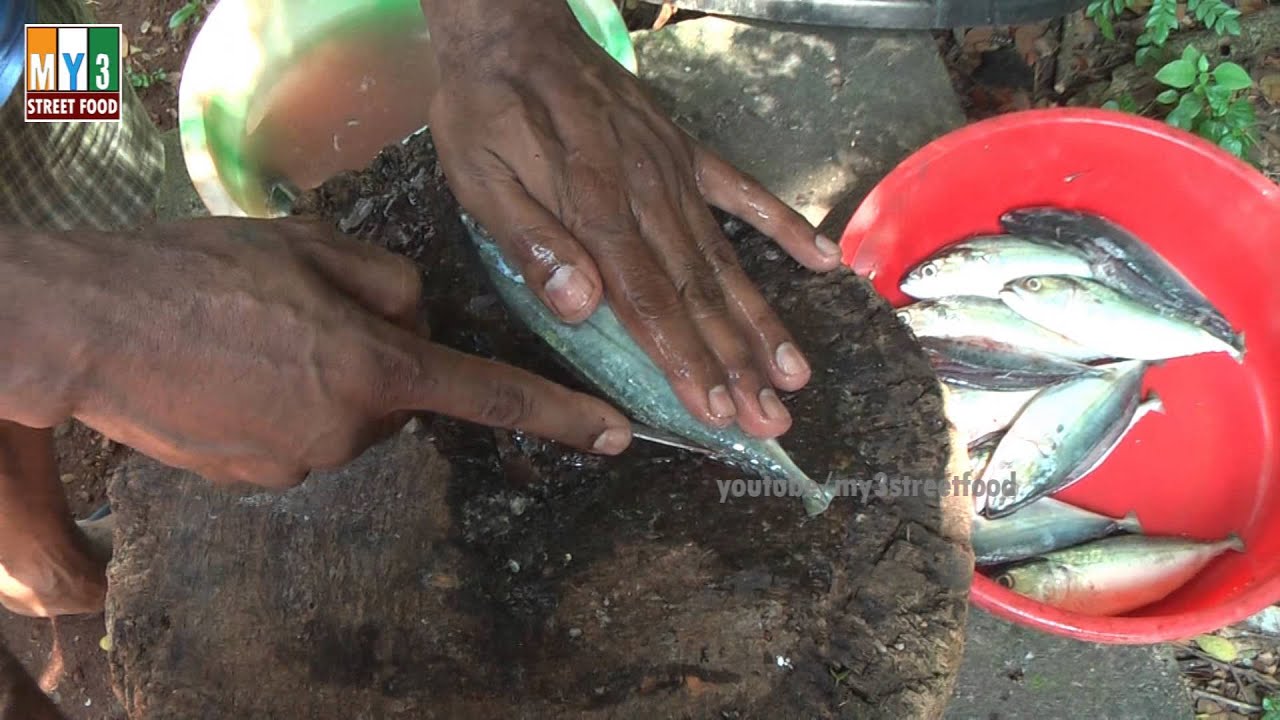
[994,560,1074,605]
[999,275,1080,314]
[895,300,944,334]
[900,247,989,298]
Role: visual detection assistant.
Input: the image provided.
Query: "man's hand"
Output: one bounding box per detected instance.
[421,0,843,440]
[0,218,631,489]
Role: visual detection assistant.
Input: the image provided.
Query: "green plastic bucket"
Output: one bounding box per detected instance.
[178,0,637,218]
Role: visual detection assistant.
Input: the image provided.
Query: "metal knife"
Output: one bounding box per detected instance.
[629,422,716,457]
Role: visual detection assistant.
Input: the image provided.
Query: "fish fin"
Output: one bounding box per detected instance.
[1233,332,1247,363]
[1118,511,1143,534]
[1140,392,1165,415]
[1226,533,1246,553]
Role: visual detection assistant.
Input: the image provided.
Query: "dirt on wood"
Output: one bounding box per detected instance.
[102,129,971,720]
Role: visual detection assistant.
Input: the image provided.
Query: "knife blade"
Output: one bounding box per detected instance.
[629,422,716,457]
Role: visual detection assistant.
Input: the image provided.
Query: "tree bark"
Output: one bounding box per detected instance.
[106,131,972,720]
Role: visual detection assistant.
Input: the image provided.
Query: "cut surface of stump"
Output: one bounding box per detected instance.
[106,131,972,720]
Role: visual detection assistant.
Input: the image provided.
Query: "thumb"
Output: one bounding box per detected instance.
[391,337,632,455]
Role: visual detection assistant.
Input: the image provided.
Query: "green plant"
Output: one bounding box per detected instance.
[1154,45,1256,158]
[1086,0,1241,66]
[1263,696,1280,720]
[168,0,206,31]
[127,67,167,89]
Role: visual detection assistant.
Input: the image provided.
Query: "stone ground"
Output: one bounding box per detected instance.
[947,609,1192,719]
[0,11,1207,720]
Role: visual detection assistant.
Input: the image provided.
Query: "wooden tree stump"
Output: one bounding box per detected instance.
[105,132,973,720]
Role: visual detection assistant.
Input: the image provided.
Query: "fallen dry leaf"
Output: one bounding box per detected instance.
[963,27,999,55]
[1238,0,1268,14]
[1260,74,1280,105]
[140,19,152,34]
[1013,22,1050,66]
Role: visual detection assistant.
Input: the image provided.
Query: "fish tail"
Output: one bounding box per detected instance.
[1226,533,1246,553]
[802,484,836,517]
[1118,511,1143,534]
[1232,332,1247,363]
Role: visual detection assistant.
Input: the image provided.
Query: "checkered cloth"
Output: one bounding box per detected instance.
[0,0,163,232]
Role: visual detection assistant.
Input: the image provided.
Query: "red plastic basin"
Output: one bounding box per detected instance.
[840,108,1280,644]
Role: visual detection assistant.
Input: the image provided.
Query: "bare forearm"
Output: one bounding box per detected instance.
[0,226,98,427]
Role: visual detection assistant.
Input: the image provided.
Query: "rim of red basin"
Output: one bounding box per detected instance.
[839,106,1280,645]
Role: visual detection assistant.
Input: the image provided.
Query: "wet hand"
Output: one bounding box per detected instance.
[421,0,843,440]
[0,218,632,489]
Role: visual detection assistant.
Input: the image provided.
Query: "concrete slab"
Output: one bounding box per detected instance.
[946,609,1193,719]
[633,17,964,230]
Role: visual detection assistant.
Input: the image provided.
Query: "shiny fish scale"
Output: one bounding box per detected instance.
[896,296,1107,363]
[900,235,1095,299]
[979,361,1145,518]
[1000,207,1244,355]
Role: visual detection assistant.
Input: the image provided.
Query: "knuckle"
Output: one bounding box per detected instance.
[697,233,740,271]
[477,382,535,427]
[674,265,729,320]
[625,282,685,322]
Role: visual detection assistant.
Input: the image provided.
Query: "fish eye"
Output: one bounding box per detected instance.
[996,574,1016,589]
[921,263,937,277]
[1023,278,1042,292]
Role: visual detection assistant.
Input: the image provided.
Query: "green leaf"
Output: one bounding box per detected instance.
[1227,98,1256,127]
[1195,634,1239,663]
[1156,59,1198,88]
[1200,118,1230,142]
[1156,88,1180,104]
[1206,84,1232,115]
[1167,92,1205,129]
[1198,55,1210,73]
[1213,62,1253,91]
[1182,45,1202,64]
[168,2,200,30]
[1102,100,1120,111]
[1219,136,1245,158]
[1097,11,1116,40]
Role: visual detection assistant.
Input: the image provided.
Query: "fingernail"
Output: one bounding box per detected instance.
[708,385,736,420]
[545,265,594,318]
[759,388,791,423]
[592,426,631,454]
[815,234,841,258]
[775,342,810,377]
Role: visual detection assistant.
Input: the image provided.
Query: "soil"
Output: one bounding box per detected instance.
[94,0,205,133]
[104,129,969,719]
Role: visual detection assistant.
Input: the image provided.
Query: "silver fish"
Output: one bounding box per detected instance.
[943,384,1043,448]
[900,234,1095,299]
[966,432,1002,478]
[994,534,1245,615]
[1000,207,1244,355]
[1073,392,1163,479]
[972,499,1141,566]
[972,391,1161,487]
[1000,276,1243,362]
[462,215,834,517]
[896,296,1108,363]
[922,337,1097,391]
[979,361,1147,518]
